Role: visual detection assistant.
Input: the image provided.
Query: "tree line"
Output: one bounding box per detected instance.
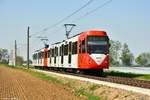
[0,41,150,67]
[0,48,24,65]
[110,40,150,67]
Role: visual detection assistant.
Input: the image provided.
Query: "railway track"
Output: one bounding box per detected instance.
[35,67,150,89]
[85,75,150,89]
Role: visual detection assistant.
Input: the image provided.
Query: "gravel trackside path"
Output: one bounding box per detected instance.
[0,65,83,100]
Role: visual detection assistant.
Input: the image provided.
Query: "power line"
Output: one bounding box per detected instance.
[44,0,113,38]
[30,0,94,37]
[72,0,113,23]
[30,26,63,48]
[31,0,113,51]
[38,0,112,37]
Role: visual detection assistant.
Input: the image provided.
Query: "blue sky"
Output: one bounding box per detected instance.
[0,0,150,60]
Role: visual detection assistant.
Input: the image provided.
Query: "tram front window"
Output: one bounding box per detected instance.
[87,36,109,54]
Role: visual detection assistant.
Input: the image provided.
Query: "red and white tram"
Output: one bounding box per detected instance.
[32,30,110,75]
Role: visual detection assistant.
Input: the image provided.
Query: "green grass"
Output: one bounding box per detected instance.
[29,70,60,82]
[89,84,99,91]
[76,87,100,100]
[136,75,150,81]
[106,71,150,81]
[106,71,142,78]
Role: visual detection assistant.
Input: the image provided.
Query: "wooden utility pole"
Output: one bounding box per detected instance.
[27,26,30,69]
[15,40,17,66]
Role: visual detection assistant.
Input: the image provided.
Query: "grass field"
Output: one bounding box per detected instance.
[106,71,150,81]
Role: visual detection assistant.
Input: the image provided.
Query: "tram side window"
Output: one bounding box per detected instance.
[72,42,78,54]
[41,52,43,59]
[36,54,38,59]
[38,52,40,59]
[50,49,52,57]
[81,40,86,53]
[60,47,61,56]
[61,45,64,56]
[42,52,44,58]
[54,47,57,63]
[36,53,38,59]
[75,42,78,54]
[64,44,68,55]
[55,47,58,56]
[52,49,54,57]
[33,54,35,60]
[48,50,50,57]
[40,52,42,58]
[33,53,37,60]
[54,47,57,57]
[69,42,72,53]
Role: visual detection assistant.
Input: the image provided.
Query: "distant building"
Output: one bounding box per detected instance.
[8,50,14,66]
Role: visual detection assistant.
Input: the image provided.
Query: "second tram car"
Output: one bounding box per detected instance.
[33,30,110,75]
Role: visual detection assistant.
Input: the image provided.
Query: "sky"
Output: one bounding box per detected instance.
[0,0,150,60]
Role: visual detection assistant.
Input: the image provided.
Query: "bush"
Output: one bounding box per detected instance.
[0,59,8,64]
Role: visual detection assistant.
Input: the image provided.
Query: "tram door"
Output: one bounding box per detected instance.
[44,48,48,66]
[49,49,51,66]
[68,42,72,64]
[61,44,64,65]
[78,38,86,68]
[54,47,56,64]
[38,53,39,64]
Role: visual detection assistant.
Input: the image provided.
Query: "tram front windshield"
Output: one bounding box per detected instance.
[87,36,109,54]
